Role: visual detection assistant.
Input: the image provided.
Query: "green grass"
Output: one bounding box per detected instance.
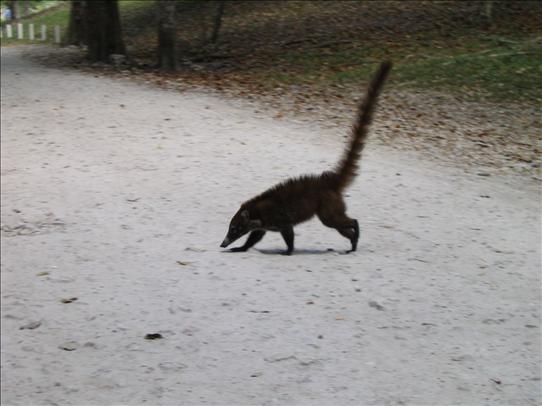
[268,35,542,103]
[0,0,147,45]
[0,2,69,44]
[393,40,542,103]
[1,1,540,103]
[119,0,155,14]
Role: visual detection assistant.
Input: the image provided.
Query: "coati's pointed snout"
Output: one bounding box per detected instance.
[220,236,231,248]
[221,209,252,248]
[221,230,244,248]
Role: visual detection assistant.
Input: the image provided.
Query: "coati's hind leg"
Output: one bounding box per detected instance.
[341,219,359,252]
[230,230,266,252]
[319,213,359,252]
[318,193,359,252]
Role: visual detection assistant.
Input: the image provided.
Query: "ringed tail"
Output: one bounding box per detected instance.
[333,61,393,192]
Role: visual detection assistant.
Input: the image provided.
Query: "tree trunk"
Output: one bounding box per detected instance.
[106,0,125,55]
[66,0,86,46]
[210,1,225,44]
[158,0,177,71]
[7,1,20,20]
[22,0,30,17]
[482,0,494,28]
[85,0,125,63]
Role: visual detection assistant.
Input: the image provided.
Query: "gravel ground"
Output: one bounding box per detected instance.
[1,46,541,406]
[23,44,542,179]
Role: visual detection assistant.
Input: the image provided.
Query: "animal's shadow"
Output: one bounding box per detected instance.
[222,248,349,255]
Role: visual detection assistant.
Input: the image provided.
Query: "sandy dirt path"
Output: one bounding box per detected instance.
[1,46,540,406]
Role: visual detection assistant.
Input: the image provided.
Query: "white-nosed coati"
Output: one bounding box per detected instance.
[221,61,392,255]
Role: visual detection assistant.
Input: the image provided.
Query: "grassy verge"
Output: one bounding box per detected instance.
[2,1,541,103]
[0,1,146,45]
[262,34,542,103]
[395,39,542,103]
[0,2,69,45]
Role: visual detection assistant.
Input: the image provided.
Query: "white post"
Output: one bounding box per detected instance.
[54,25,60,44]
[17,23,23,39]
[6,24,13,38]
[40,24,47,41]
[29,23,35,40]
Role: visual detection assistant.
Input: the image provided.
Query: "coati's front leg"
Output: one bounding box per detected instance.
[230,230,266,252]
[280,226,294,255]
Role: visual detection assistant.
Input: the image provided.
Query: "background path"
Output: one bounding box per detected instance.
[1,46,540,405]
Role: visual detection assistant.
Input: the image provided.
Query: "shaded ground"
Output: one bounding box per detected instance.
[1,46,541,406]
[120,0,542,102]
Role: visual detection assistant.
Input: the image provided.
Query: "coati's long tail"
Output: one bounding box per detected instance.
[332,61,392,192]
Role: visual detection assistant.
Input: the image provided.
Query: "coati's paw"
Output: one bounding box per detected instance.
[281,251,293,256]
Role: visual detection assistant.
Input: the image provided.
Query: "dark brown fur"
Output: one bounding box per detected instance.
[221,61,392,254]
